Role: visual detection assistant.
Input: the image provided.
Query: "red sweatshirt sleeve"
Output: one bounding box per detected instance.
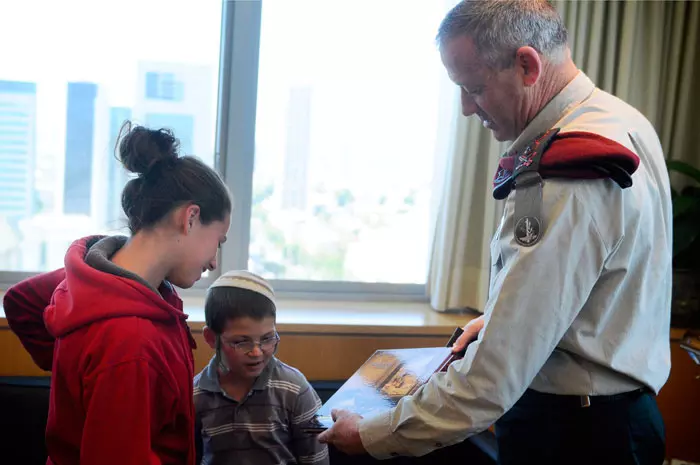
[3,269,66,371]
[81,359,173,465]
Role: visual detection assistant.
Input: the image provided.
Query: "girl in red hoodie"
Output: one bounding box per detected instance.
[3,123,231,465]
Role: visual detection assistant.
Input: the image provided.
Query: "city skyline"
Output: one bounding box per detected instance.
[0,63,213,271]
[0,65,437,283]
[0,80,36,221]
[0,0,452,283]
[0,80,37,270]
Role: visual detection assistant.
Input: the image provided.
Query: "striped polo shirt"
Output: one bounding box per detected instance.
[194,355,329,465]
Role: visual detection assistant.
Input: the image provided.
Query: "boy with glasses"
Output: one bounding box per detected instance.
[194,270,329,465]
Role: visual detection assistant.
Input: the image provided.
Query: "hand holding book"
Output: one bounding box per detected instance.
[305,318,484,436]
[317,409,366,455]
[311,318,485,456]
[449,314,485,355]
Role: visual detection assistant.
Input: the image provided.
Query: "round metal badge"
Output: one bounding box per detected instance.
[514,216,541,247]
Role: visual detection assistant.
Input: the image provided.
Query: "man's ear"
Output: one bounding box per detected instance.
[515,46,543,87]
[203,326,217,349]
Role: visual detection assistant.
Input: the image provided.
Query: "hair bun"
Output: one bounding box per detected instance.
[117,122,180,175]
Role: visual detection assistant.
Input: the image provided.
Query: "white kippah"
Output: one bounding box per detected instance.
[209,270,275,305]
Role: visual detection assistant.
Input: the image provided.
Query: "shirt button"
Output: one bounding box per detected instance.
[390,453,399,457]
[435,442,443,448]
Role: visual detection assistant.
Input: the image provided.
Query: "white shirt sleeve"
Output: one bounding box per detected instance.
[358,180,612,459]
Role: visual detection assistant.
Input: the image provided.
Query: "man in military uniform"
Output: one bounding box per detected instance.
[319,1,671,464]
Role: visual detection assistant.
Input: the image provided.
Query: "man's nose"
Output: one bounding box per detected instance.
[461,91,478,117]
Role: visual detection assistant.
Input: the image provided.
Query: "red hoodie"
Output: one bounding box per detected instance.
[3,236,197,465]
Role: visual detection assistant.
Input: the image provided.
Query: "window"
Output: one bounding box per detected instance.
[0,0,222,275]
[0,1,457,299]
[249,0,452,287]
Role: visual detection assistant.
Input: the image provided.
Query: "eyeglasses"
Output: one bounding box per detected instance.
[221,333,280,353]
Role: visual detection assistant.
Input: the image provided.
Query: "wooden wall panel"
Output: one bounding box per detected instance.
[191,331,447,380]
[1,324,449,381]
[0,327,49,377]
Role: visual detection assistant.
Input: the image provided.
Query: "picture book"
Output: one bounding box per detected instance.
[303,327,465,433]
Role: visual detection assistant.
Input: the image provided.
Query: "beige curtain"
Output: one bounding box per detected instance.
[428,110,505,312]
[558,0,700,168]
[428,0,700,312]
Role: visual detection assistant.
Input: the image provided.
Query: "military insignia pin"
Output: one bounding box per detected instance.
[514,216,541,247]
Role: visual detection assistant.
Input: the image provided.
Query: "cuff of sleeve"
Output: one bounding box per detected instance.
[358,410,409,460]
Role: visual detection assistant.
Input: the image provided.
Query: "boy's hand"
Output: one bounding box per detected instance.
[451,315,485,354]
[317,409,366,455]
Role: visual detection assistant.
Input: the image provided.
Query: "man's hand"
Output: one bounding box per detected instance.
[317,409,367,455]
[451,315,485,354]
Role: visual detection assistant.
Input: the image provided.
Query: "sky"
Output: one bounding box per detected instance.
[255,0,459,193]
[0,0,222,159]
[0,0,459,190]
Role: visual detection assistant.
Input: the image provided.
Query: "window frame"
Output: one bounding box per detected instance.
[0,0,430,302]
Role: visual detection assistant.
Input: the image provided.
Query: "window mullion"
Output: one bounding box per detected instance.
[217,0,262,274]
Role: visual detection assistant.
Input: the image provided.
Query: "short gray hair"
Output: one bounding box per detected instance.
[437,0,568,69]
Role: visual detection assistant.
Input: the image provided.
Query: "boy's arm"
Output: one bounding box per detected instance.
[291,384,330,465]
[3,269,65,371]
